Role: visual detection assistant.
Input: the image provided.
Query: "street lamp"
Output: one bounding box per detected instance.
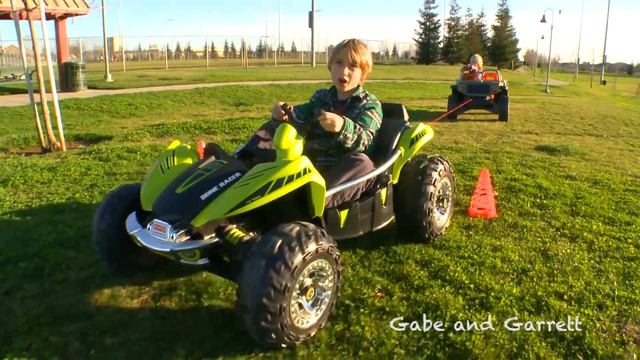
[101,0,113,82]
[540,9,560,93]
[600,0,611,85]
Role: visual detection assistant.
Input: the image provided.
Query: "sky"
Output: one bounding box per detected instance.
[1,0,638,64]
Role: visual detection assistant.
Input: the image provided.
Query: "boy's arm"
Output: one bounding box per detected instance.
[292,89,328,126]
[336,100,383,153]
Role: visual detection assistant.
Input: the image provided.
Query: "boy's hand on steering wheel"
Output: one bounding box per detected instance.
[317,110,344,133]
[272,102,288,121]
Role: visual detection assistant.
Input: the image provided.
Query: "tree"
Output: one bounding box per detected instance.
[392,43,399,59]
[627,62,635,76]
[462,8,489,62]
[223,40,229,58]
[414,0,441,64]
[210,41,217,59]
[174,42,183,60]
[488,0,520,67]
[230,41,237,59]
[185,42,193,60]
[137,43,143,61]
[441,0,465,64]
[256,39,265,58]
[290,41,298,58]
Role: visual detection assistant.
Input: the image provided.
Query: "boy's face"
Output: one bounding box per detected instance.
[330,49,363,99]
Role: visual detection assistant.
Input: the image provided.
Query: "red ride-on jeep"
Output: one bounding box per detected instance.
[447,69,509,122]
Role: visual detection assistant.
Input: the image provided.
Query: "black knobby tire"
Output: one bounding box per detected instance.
[394,155,456,242]
[497,90,509,122]
[447,95,458,120]
[236,221,342,348]
[92,183,164,276]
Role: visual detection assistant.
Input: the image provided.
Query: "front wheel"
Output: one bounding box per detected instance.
[236,222,342,348]
[394,155,456,242]
[92,183,164,276]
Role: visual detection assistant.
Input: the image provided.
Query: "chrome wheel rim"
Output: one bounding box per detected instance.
[289,258,335,330]
[434,177,453,227]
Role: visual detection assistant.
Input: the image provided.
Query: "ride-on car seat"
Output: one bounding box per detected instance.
[322,103,410,238]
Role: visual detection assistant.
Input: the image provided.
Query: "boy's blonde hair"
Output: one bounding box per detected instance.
[470,54,483,68]
[328,39,373,83]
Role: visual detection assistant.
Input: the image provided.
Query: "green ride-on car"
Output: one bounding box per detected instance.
[447,69,509,121]
[92,103,456,348]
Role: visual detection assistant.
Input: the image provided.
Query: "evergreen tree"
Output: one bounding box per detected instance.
[290,41,298,56]
[441,0,465,64]
[230,41,237,59]
[256,39,264,58]
[210,41,217,59]
[488,0,520,67]
[462,7,489,61]
[223,40,230,58]
[174,42,183,60]
[414,0,441,64]
[392,43,399,59]
[185,42,193,60]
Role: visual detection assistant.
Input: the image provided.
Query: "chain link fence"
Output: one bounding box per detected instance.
[1,35,416,77]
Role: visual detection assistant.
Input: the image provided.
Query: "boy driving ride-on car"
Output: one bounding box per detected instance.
[238,38,382,208]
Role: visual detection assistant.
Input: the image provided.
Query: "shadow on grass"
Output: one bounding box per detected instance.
[0,202,267,358]
[407,109,506,123]
[0,84,27,95]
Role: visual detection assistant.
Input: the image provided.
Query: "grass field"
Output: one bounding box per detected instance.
[0,65,639,358]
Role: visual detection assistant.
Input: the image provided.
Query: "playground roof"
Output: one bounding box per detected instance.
[0,0,89,20]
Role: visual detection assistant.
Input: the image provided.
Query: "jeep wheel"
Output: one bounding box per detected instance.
[92,183,164,276]
[447,95,458,120]
[497,91,509,122]
[395,155,456,242]
[236,221,342,348]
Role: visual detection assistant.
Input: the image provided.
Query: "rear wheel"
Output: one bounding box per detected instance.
[497,90,509,122]
[447,95,459,120]
[92,183,164,276]
[236,221,342,348]
[394,155,456,242]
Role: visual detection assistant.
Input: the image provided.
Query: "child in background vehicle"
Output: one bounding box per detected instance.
[460,54,484,80]
[241,38,383,208]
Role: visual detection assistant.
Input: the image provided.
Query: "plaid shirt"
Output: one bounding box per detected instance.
[292,85,382,168]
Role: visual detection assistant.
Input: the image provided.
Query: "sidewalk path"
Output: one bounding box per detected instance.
[0,79,450,107]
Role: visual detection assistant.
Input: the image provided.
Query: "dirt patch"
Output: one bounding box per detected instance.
[1,138,109,157]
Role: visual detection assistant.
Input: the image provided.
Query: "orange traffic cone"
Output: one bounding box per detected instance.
[467,168,498,219]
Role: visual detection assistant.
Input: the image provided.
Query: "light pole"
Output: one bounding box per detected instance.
[600,0,611,85]
[534,34,544,78]
[101,0,113,82]
[574,0,584,81]
[310,0,316,67]
[540,9,560,94]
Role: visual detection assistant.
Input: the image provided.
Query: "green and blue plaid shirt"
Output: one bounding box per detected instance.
[292,85,382,168]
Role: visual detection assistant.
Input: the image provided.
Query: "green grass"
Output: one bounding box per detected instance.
[0,65,639,358]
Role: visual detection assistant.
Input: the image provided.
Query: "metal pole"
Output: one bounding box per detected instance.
[574,0,584,81]
[10,0,46,150]
[38,0,66,151]
[534,37,540,78]
[599,0,611,85]
[101,0,113,81]
[119,0,125,72]
[276,0,280,66]
[165,42,168,70]
[543,9,555,94]
[311,0,315,67]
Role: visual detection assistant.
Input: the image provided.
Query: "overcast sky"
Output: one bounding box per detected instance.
[1,0,637,64]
